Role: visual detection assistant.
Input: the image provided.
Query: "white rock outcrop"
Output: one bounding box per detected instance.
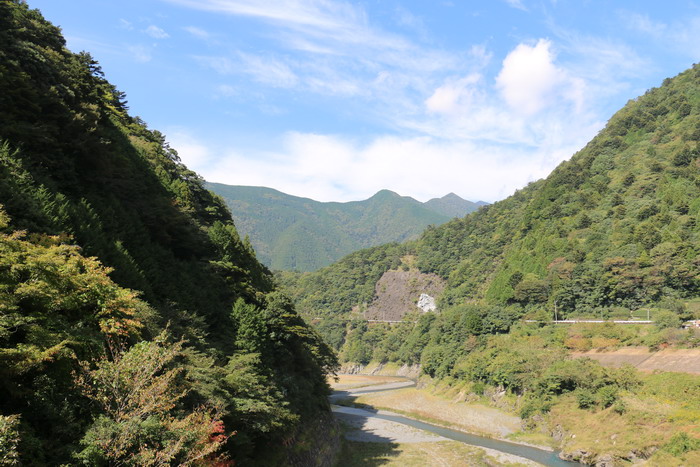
[416,293,437,312]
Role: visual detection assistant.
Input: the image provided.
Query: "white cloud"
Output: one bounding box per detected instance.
[183,26,210,39]
[425,74,481,114]
[164,129,213,169]
[504,0,527,11]
[174,130,593,203]
[145,25,169,39]
[158,1,644,203]
[496,39,569,115]
[128,45,152,63]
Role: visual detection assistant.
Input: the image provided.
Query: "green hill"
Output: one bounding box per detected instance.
[0,2,335,465]
[286,65,700,328]
[279,63,700,465]
[207,183,483,271]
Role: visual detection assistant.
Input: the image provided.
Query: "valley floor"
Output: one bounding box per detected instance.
[330,375,548,466]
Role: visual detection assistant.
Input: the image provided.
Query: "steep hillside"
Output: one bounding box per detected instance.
[0,2,335,465]
[207,183,483,271]
[287,64,700,344]
[416,69,700,312]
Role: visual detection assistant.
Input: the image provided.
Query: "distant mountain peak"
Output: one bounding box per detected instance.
[424,192,485,218]
[371,189,402,199]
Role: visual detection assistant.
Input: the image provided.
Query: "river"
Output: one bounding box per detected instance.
[331,376,582,467]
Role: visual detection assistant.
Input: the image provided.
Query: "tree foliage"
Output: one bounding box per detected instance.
[0,2,337,464]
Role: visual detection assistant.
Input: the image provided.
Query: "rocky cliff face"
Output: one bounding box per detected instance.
[363,269,444,320]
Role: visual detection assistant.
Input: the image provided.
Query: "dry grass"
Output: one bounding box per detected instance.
[337,440,536,466]
[329,374,407,390]
[549,394,699,463]
[353,388,522,439]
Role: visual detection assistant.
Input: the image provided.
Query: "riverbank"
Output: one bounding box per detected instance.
[330,375,565,466]
[331,369,700,466]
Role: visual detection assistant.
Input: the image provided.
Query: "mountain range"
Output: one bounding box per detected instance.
[207,183,486,271]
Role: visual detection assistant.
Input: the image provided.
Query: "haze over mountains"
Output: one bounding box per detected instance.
[207,183,486,271]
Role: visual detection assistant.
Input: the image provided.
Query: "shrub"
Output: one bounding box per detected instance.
[576,389,596,409]
[0,415,21,466]
[655,310,681,329]
[471,382,486,396]
[564,336,592,352]
[597,385,618,408]
[663,432,700,456]
[612,400,627,415]
[519,396,553,419]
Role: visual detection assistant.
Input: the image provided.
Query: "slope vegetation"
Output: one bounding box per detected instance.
[0,2,335,464]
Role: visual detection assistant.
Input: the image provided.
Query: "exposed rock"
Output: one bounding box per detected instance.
[363,269,445,321]
[626,447,657,462]
[559,449,596,464]
[595,454,615,466]
[551,424,565,442]
[416,293,437,312]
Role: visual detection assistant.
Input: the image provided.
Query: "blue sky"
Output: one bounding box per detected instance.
[29,0,700,202]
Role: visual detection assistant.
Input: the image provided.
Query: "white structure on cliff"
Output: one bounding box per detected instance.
[416,293,437,312]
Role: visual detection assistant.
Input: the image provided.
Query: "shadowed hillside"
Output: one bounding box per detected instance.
[0,2,336,464]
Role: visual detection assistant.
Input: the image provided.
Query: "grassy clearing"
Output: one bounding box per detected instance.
[336,440,535,466]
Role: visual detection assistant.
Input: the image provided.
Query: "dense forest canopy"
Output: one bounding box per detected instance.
[0,1,336,464]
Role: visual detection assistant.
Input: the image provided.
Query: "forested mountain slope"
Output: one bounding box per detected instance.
[207,183,483,271]
[416,68,700,312]
[287,64,700,330]
[279,63,700,466]
[0,2,336,465]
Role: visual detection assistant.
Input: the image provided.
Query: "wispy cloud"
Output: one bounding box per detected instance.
[195,53,299,88]
[183,26,210,39]
[128,44,153,63]
[145,25,170,39]
[621,11,700,61]
[504,0,528,12]
[119,18,134,30]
